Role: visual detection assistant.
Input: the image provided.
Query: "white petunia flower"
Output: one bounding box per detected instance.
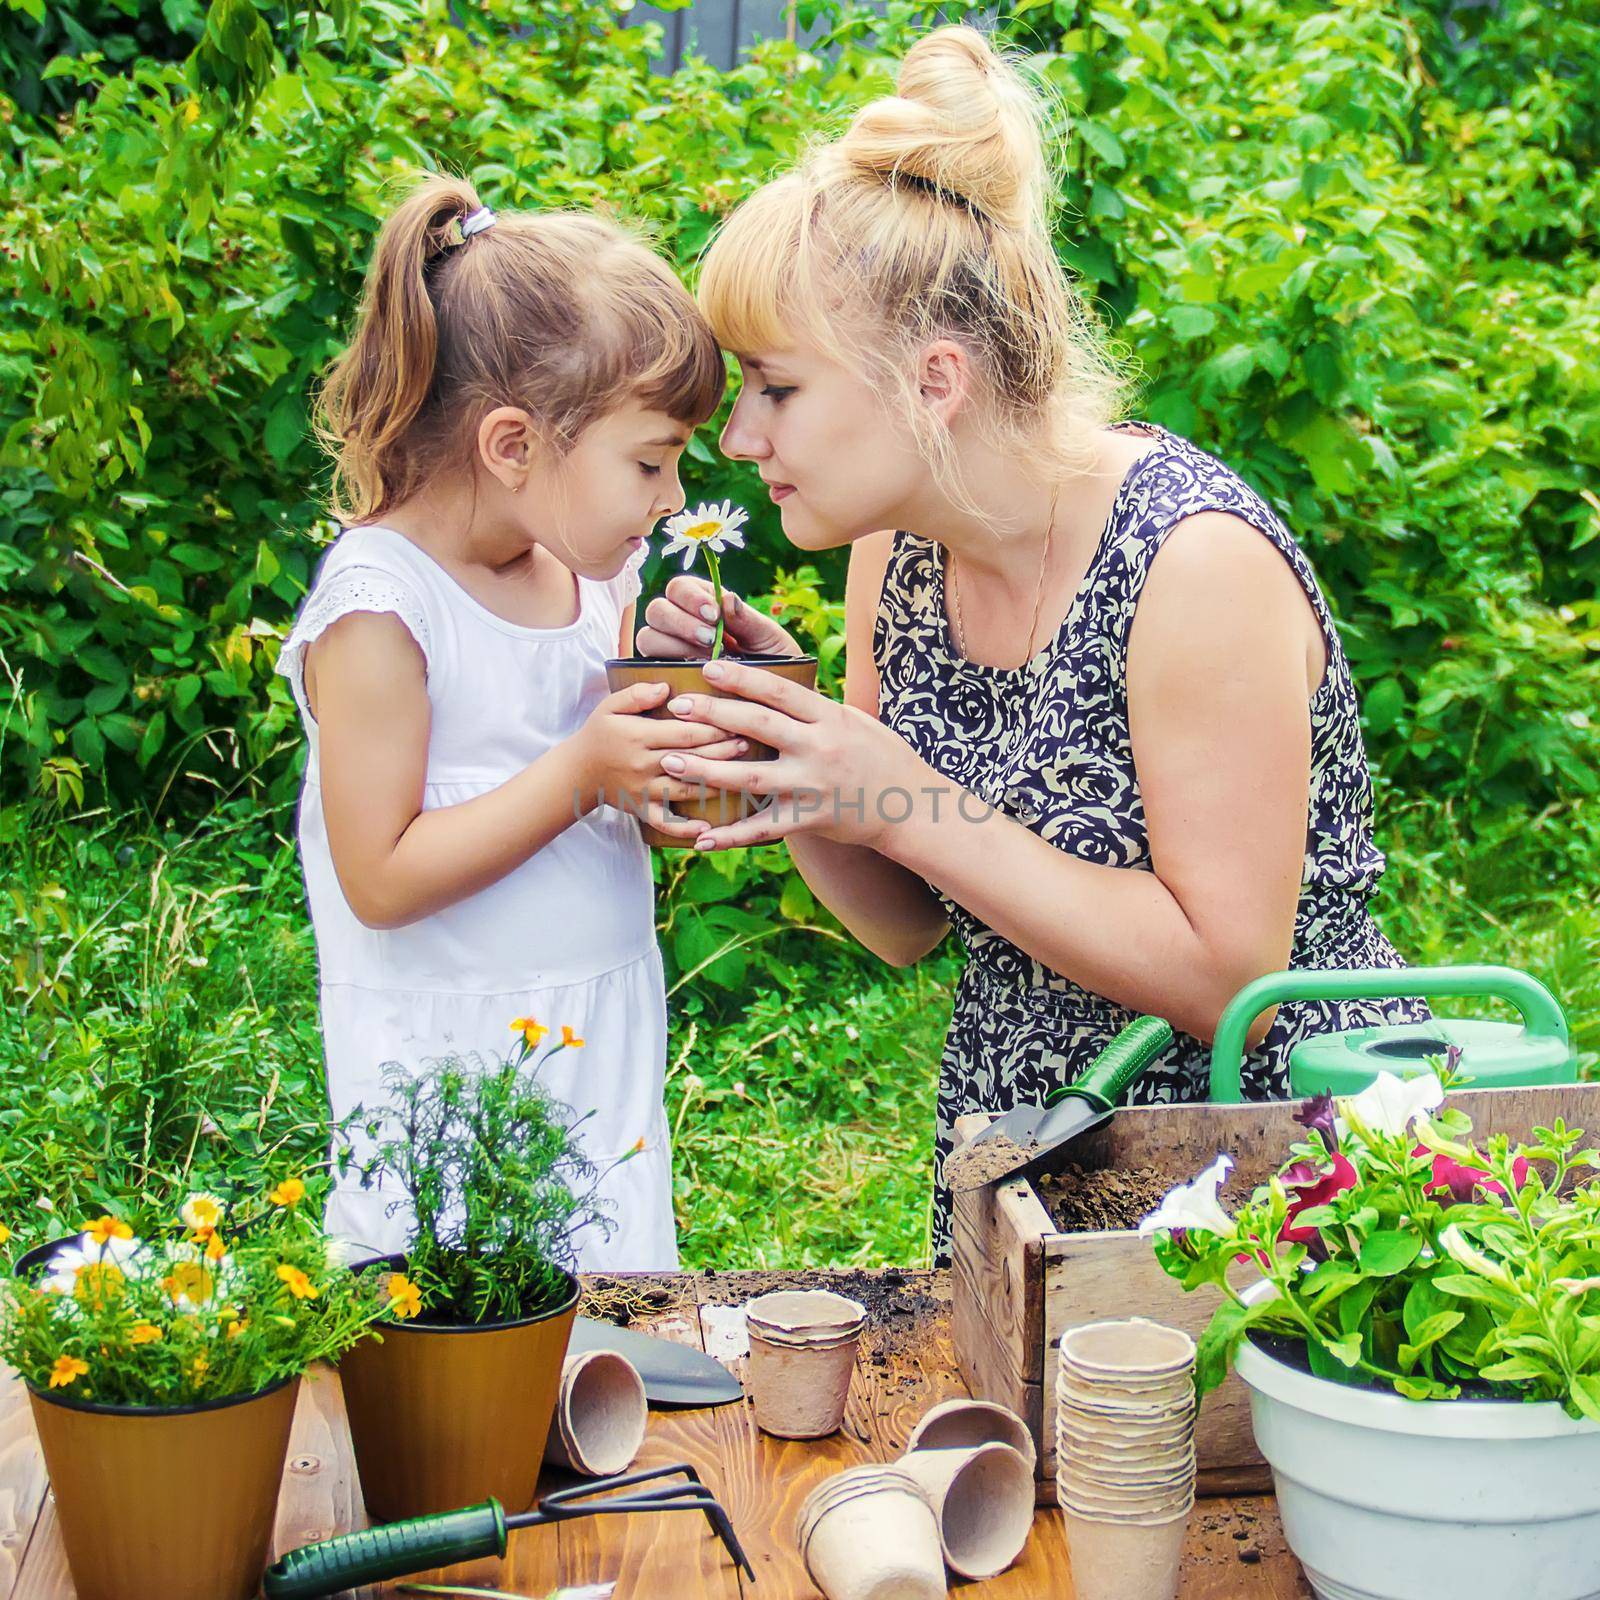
[1138,1154,1236,1237]
[1341,1070,1445,1139]
[658,501,748,571]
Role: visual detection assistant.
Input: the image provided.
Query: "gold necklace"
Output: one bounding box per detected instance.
[949,481,1063,667]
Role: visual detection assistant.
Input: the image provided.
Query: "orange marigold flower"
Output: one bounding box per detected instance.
[129,1321,163,1345]
[267,1177,306,1208]
[49,1355,88,1389]
[84,1215,132,1247]
[204,1231,227,1262]
[386,1272,423,1321]
[276,1264,319,1300]
[0,1222,11,1245]
[510,1016,549,1048]
[561,1026,585,1049]
[630,1136,647,1154]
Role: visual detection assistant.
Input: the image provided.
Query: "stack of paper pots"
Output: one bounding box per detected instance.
[1055,1318,1197,1600]
[796,1464,946,1600]
[744,1289,867,1439]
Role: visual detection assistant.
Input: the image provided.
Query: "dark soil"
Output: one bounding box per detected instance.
[1249,1328,1512,1403]
[1034,1161,1172,1234]
[696,1266,941,1345]
[942,1132,1035,1193]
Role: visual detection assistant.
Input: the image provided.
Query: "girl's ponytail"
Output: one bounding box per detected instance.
[313,174,724,525]
[314,175,485,524]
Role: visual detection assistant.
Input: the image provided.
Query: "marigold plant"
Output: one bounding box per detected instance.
[0,1177,401,1408]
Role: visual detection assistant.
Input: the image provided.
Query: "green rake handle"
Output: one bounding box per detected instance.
[262,1499,509,1598]
[1045,1015,1175,1112]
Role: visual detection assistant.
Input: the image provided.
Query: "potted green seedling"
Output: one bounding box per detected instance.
[334,1017,641,1520]
[0,1180,387,1600]
[605,501,817,846]
[1145,1057,1600,1600]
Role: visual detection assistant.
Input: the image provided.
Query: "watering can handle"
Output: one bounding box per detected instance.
[1207,964,1568,1104]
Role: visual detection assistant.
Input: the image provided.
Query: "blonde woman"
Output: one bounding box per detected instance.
[639,26,1428,1262]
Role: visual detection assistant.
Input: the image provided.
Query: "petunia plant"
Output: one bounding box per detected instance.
[338,1016,643,1327]
[1145,1062,1600,1420]
[0,1178,396,1408]
[658,500,748,659]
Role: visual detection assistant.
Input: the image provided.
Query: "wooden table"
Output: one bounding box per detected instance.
[0,1270,1311,1599]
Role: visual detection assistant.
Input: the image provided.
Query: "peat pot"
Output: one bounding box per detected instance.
[26,1372,300,1600]
[605,655,819,848]
[1235,1282,1600,1600]
[338,1254,579,1520]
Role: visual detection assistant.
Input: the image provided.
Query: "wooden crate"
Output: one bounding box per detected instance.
[950,1082,1600,1507]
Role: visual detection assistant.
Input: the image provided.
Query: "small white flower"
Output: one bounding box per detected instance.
[1341,1070,1444,1139]
[658,501,748,571]
[1138,1154,1235,1237]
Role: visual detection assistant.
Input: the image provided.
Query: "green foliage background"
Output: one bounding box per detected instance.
[1,0,1596,1266]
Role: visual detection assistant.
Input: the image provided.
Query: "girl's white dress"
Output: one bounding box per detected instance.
[275,524,678,1271]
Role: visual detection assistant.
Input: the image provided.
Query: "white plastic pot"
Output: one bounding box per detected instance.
[1234,1282,1600,1600]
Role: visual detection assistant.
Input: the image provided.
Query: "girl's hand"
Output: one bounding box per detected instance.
[572,680,750,842]
[635,575,804,661]
[651,658,928,851]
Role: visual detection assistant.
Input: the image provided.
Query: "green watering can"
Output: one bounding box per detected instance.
[1208,963,1575,1103]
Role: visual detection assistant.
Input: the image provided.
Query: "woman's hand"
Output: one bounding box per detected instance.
[652,657,929,851]
[571,679,750,842]
[635,575,804,661]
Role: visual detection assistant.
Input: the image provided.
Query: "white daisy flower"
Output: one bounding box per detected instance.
[659,501,748,571]
[41,1230,149,1300]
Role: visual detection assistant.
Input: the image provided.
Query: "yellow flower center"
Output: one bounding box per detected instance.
[162,1263,214,1305]
[681,520,722,542]
[73,1262,126,1308]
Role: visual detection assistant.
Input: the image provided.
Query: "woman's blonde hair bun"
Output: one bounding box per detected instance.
[838,25,1050,233]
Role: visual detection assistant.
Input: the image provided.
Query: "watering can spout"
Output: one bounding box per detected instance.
[1207,964,1571,1104]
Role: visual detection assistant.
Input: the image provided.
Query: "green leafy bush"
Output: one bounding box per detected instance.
[2,0,1594,837]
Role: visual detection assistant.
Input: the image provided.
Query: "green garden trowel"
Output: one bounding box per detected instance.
[943,1014,1174,1195]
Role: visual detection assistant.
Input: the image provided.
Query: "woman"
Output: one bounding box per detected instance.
[636,26,1429,1263]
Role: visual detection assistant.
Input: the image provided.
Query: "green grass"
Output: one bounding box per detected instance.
[1,788,1595,1267]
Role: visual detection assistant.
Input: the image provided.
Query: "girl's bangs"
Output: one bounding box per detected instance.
[633,309,728,428]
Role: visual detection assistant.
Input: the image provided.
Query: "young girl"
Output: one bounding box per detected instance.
[637,26,1431,1265]
[275,175,744,1270]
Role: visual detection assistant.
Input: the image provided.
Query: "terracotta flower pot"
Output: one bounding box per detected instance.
[605,655,819,848]
[337,1255,579,1519]
[26,1372,301,1600]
